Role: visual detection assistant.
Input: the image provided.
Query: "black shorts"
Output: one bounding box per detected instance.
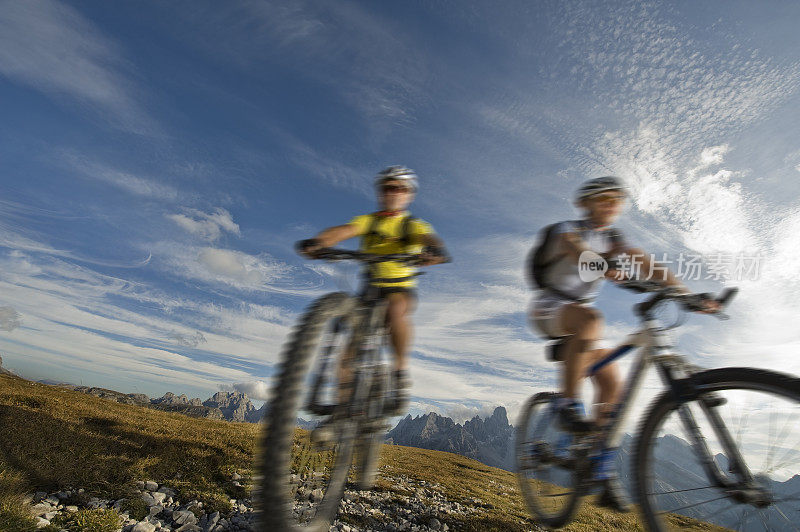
[360,285,417,302]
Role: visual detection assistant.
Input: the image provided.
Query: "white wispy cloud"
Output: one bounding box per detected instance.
[698,145,730,169]
[0,0,154,131]
[0,249,293,397]
[167,208,241,242]
[222,380,271,401]
[147,239,305,294]
[63,155,180,200]
[197,247,287,287]
[0,306,22,332]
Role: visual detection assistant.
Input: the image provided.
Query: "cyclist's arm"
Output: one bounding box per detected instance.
[625,247,720,312]
[299,224,360,257]
[315,224,360,248]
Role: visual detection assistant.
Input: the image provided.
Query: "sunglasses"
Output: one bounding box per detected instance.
[381,184,412,194]
[592,193,624,204]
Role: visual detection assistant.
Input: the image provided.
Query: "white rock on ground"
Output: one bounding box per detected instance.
[131,521,156,532]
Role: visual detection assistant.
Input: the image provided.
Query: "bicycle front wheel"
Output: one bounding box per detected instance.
[634,367,800,532]
[255,292,359,532]
[515,392,585,529]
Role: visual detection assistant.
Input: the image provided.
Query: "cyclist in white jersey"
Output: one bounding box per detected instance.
[530,176,701,512]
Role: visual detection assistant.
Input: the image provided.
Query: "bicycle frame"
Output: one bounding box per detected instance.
[305,285,391,420]
[350,289,391,421]
[586,317,756,492]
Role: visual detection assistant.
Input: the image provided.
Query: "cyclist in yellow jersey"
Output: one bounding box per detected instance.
[299,166,449,418]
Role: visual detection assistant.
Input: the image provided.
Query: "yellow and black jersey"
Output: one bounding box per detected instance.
[348,211,434,288]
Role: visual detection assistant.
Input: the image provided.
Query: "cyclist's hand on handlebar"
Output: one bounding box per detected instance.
[695,296,722,314]
[418,245,450,266]
[296,239,324,259]
[680,291,722,314]
[419,249,447,266]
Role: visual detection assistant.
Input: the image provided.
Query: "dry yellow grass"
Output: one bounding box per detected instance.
[0,374,254,507]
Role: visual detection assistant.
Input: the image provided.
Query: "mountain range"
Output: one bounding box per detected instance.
[52,383,325,429]
[386,406,515,471]
[52,384,266,423]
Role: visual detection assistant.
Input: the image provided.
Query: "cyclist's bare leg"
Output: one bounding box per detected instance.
[558,304,603,398]
[557,304,622,424]
[385,291,415,413]
[385,291,416,371]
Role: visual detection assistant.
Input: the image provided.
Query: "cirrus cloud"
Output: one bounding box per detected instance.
[168,208,241,242]
[0,306,22,332]
[0,0,154,131]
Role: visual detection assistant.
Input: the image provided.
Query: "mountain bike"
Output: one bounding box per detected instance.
[256,248,423,531]
[515,280,800,531]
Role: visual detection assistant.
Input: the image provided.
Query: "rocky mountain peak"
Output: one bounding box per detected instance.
[0,354,16,376]
[387,407,515,470]
[203,391,258,423]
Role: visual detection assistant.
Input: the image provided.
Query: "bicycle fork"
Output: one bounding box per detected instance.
[657,362,771,506]
[306,317,348,416]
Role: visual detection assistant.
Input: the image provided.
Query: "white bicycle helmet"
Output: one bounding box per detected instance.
[374,165,418,192]
[575,176,628,203]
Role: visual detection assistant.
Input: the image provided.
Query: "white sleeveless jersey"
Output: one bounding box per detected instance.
[535,220,625,314]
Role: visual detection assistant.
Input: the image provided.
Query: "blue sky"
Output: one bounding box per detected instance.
[2,0,800,426]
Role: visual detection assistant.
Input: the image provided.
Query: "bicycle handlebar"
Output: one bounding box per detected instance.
[302,247,424,266]
[615,279,738,319]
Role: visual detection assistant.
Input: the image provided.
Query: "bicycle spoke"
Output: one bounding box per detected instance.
[734,398,752,455]
[756,508,768,531]
[766,413,793,473]
[774,504,792,527]
[647,485,717,496]
[692,498,736,525]
[735,505,750,532]
[657,495,730,515]
[766,442,800,474]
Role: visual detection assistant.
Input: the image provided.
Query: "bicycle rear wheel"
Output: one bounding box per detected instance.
[515,392,586,529]
[634,367,800,532]
[255,292,359,531]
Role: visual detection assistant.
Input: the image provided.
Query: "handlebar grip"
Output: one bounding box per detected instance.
[716,287,738,306]
[296,239,320,253]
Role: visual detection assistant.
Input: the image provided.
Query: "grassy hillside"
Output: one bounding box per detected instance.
[0,374,723,531]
